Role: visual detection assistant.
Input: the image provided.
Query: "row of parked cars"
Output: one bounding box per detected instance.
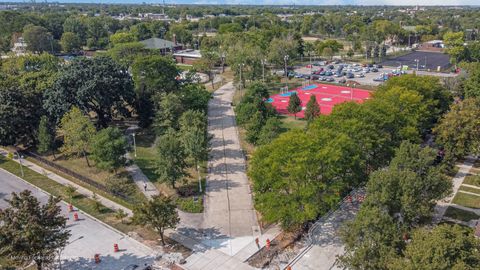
[292,62,385,82]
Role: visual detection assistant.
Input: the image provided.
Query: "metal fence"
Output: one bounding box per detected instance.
[23,151,134,204]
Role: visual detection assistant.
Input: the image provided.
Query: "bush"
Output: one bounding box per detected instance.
[105,176,136,197]
[176,196,203,213]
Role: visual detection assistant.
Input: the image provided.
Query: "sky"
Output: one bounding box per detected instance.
[0,0,478,5]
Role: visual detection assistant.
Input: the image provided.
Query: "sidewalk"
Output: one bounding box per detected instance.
[0,148,132,216]
[434,156,477,223]
[124,125,161,199]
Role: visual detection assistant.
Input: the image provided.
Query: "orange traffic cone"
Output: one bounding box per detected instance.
[114,243,119,252]
[73,212,79,221]
[286,266,292,270]
[94,254,100,264]
[266,239,271,250]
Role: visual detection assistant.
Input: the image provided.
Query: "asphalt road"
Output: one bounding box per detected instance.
[0,168,155,270]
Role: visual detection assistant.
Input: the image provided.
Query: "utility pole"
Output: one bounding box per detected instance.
[284,55,289,92]
[132,133,137,158]
[261,59,267,82]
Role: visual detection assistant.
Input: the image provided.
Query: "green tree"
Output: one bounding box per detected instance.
[153,93,184,135]
[444,31,466,66]
[109,32,136,46]
[37,116,55,157]
[338,205,403,270]
[132,55,180,127]
[249,129,354,230]
[434,98,480,160]
[366,141,450,226]
[133,195,179,245]
[106,42,149,67]
[287,92,302,119]
[462,62,480,99]
[60,32,81,53]
[90,127,128,172]
[23,24,55,53]
[389,225,480,270]
[156,129,188,189]
[43,56,135,127]
[245,111,265,144]
[257,117,282,145]
[304,95,321,123]
[0,190,70,270]
[63,16,87,44]
[60,107,96,166]
[179,110,208,186]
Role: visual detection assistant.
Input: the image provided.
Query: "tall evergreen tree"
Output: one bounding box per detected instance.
[305,95,321,123]
[287,92,302,119]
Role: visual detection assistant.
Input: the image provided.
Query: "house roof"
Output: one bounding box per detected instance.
[173,49,202,59]
[140,38,178,50]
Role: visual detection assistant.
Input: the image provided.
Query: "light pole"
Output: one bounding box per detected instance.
[221,52,226,73]
[197,164,202,193]
[16,151,24,178]
[415,59,419,71]
[284,55,289,80]
[132,133,137,158]
[261,59,267,82]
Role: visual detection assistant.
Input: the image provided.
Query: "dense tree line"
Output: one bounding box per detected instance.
[248,74,451,230]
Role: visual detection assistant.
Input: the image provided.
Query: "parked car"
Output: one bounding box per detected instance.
[328,65,335,70]
[373,76,386,82]
[371,67,379,72]
[338,78,346,84]
[319,76,327,81]
[325,71,333,76]
[346,73,355,79]
[356,73,365,78]
[326,77,335,82]
[319,71,326,76]
[294,73,303,78]
[311,75,320,80]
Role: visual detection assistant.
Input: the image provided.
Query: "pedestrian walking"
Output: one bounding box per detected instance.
[143,182,147,192]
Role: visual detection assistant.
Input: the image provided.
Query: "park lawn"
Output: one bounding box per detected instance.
[279,115,307,130]
[0,156,190,252]
[459,185,480,195]
[132,130,205,213]
[463,175,480,187]
[444,206,480,222]
[452,192,480,209]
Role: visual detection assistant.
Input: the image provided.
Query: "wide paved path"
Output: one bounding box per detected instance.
[0,168,155,270]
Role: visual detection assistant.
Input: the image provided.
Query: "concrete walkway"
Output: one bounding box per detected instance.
[434,156,477,223]
[0,148,132,216]
[124,125,160,199]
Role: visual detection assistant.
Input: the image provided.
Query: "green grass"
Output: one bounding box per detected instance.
[279,115,307,130]
[452,192,480,209]
[459,185,480,195]
[133,130,207,213]
[444,206,480,222]
[25,157,144,210]
[463,175,480,187]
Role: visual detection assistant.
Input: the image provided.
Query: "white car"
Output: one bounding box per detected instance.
[355,73,365,78]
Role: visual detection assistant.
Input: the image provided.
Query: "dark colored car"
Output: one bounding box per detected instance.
[346,73,354,79]
[328,65,335,70]
[325,71,333,76]
[338,78,346,84]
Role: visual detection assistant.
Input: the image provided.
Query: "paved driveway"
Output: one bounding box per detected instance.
[0,169,156,270]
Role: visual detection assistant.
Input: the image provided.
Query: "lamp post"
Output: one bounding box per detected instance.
[261,59,267,82]
[221,52,226,73]
[284,55,289,80]
[132,133,137,158]
[197,164,202,193]
[414,59,419,71]
[16,151,24,177]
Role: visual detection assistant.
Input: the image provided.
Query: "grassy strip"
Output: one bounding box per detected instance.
[463,175,480,187]
[444,206,480,222]
[459,185,480,195]
[25,157,143,210]
[452,192,480,209]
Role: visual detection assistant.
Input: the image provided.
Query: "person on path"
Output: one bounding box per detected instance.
[143,182,147,192]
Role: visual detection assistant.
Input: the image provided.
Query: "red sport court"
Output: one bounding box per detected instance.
[267,84,372,118]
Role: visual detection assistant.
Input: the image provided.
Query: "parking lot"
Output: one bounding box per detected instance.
[381,51,451,71]
[293,62,402,86]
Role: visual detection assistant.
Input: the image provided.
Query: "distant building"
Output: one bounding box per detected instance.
[11,36,27,56]
[173,49,202,65]
[139,37,183,55]
[417,40,444,52]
